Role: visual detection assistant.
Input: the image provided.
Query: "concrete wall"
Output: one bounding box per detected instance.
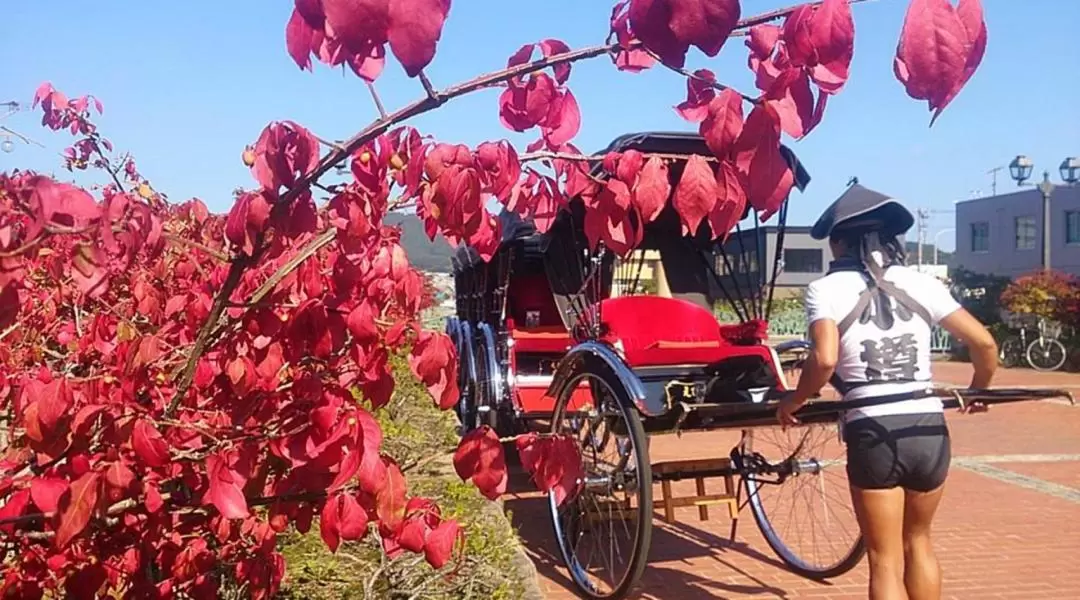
[954,185,1080,278]
[768,231,835,287]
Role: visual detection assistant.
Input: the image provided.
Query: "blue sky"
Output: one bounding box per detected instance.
[2,0,1077,252]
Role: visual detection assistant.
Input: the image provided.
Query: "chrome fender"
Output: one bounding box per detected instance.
[476,322,506,410]
[774,339,811,355]
[545,341,661,417]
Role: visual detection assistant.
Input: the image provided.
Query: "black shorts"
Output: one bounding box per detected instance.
[843,412,951,492]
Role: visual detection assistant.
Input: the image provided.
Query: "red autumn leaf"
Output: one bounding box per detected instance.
[474,140,521,204]
[250,120,320,191]
[632,156,671,224]
[145,482,165,513]
[424,519,461,569]
[104,461,136,492]
[30,477,69,513]
[782,5,817,67]
[746,24,781,60]
[132,419,170,467]
[700,88,744,158]
[672,154,718,236]
[452,426,507,501]
[629,0,740,67]
[285,8,317,71]
[408,331,459,411]
[667,0,741,57]
[0,490,31,535]
[346,300,379,345]
[55,471,102,548]
[355,412,387,495]
[614,150,645,185]
[766,69,819,139]
[735,104,794,220]
[322,0,389,51]
[674,69,717,123]
[516,434,584,506]
[498,73,558,133]
[376,458,407,530]
[610,1,656,72]
[397,498,438,552]
[225,191,272,256]
[27,175,102,227]
[37,378,73,432]
[387,0,452,78]
[508,39,573,84]
[707,160,747,240]
[0,283,19,331]
[894,0,987,124]
[206,453,249,520]
[541,89,581,149]
[322,493,369,552]
[70,242,109,298]
[808,0,855,94]
[319,495,343,553]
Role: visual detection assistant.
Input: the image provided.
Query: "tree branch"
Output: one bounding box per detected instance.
[162,232,229,263]
[520,150,722,164]
[366,81,388,119]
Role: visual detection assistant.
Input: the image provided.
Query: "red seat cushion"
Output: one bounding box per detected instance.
[510,325,574,353]
[597,296,771,367]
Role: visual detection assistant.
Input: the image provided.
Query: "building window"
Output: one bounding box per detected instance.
[716,250,758,275]
[783,248,823,273]
[1067,211,1080,245]
[970,222,989,252]
[1015,216,1036,250]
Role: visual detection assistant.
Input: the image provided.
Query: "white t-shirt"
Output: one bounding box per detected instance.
[804,265,962,422]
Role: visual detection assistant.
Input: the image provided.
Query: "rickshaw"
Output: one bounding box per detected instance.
[445,132,1071,599]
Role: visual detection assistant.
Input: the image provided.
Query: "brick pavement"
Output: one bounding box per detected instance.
[506,364,1080,599]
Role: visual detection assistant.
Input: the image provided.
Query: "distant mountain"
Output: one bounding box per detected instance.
[384,212,456,273]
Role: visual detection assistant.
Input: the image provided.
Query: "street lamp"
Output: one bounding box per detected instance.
[933,228,955,265]
[1061,157,1080,185]
[1,138,13,153]
[1009,155,1077,272]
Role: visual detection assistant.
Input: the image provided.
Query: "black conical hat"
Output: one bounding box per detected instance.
[810,183,914,240]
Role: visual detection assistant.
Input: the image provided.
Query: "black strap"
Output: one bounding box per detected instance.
[828,263,934,394]
[835,273,932,337]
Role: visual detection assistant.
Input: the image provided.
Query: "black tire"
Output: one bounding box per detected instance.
[474,323,501,431]
[741,424,866,579]
[455,321,480,433]
[1026,338,1067,372]
[549,361,652,600]
[999,336,1024,368]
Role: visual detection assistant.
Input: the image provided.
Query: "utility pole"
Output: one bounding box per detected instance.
[916,208,929,267]
[987,166,1004,196]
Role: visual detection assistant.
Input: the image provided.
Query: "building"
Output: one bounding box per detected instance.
[954,185,1080,278]
[710,183,922,299]
[710,225,835,300]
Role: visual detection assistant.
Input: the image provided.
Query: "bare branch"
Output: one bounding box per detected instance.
[162,232,229,263]
[366,81,388,119]
[520,150,721,164]
[418,71,441,104]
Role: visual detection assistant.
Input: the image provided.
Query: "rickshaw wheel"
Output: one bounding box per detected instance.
[549,363,652,600]
[739,423,865,579]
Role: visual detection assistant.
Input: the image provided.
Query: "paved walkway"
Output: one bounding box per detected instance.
[506,364,1080,599]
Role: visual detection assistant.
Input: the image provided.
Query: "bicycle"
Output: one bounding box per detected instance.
[999,318,1067,372]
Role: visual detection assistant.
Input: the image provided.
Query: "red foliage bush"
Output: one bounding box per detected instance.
[1000,270,1080,328]
[0,0,987,597]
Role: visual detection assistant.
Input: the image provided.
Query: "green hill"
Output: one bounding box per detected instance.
[384,212,456,273]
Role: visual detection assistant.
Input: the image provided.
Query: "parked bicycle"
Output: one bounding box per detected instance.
[999,317,1068,372]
